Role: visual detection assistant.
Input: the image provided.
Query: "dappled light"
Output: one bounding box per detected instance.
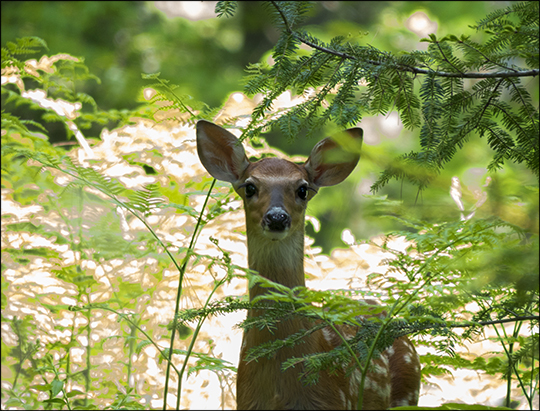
[406,11,438,38]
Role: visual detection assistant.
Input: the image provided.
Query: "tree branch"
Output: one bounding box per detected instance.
[390,315,540,339]
[269,1,539,80]
[426,315,540,330]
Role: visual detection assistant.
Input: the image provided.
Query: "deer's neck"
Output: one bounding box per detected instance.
[246,229,305,301]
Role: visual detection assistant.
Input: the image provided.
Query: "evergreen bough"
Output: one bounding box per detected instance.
[220,1,539,190]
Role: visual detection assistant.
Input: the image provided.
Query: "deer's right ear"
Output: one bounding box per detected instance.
[304,127,362,188]
[196,120,250,184]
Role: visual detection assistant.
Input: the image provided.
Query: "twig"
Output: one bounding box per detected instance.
[435,41,465,75]
[458,315,539,328]
[457,39,519,73]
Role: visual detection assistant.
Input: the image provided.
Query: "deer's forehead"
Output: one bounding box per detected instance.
[246,158,308,182]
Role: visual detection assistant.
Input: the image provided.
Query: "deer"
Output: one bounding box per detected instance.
[196,120,421,410]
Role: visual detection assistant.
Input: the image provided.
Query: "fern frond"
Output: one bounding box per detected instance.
[61,155,126,197]
[215,0,237,18]
[126,183,165,217]
[1,37,48,69]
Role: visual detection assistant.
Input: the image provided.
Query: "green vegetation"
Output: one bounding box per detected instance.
[1,1,538,410]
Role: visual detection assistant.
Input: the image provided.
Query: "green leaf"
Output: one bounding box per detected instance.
[66,389,86,398]
[51,377,64,397]
[43,398,67,405]
[30,384,52,392]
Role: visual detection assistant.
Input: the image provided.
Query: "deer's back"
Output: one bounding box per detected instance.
[236,318,420,410]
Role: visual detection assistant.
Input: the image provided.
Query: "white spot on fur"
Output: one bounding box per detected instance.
[373,364,388,376]
[364,377,373,390]
[353,369,362,383]
[339,390,346,407]
[349,369,361,393]
[381,380,391,401]
[322,327,334,344]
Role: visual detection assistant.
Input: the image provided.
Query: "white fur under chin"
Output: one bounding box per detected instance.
[262,227,290,241]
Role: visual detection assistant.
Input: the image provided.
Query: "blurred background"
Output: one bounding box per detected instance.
[2,1,537,251]
[2,1,501,110]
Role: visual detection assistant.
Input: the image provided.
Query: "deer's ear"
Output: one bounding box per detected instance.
[304,128,362,187]
[196,120,250,184]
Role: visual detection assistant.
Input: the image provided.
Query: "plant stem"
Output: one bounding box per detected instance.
[164,178,217,410]
[175,270,230,409]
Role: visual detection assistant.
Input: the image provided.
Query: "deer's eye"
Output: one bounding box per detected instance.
[297,185,308,200]
[244,183,257,198]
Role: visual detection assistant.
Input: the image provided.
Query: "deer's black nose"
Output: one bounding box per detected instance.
[263,207,291,231]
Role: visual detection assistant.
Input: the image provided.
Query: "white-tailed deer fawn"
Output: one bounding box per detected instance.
[196,120,421,410]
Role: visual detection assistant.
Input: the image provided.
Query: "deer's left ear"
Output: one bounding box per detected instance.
[304,128,362,187]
